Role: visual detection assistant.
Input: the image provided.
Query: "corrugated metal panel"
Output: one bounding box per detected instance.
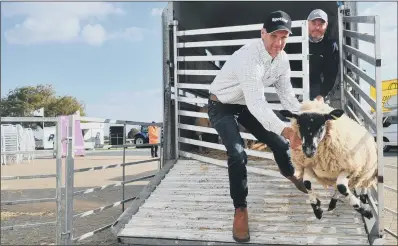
[118,160,369,245]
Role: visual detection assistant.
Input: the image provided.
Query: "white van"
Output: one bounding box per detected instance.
[371,114,398,152]
[377,93,398,152]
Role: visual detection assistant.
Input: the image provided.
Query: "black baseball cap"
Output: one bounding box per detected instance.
[263,10,292,34]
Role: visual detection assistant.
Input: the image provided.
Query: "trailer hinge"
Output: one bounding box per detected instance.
[165,85,172,95]
[62,137,72,143]
[61,232,71,240]
[377,176,384,183]
[376,59,382,67]
[169,19,178,26]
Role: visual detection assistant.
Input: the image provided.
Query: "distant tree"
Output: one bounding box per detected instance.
[127,128,140,139]
[0,84,86,127]
[46,95,86,117]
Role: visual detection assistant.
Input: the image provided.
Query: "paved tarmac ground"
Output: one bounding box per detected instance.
[1,148,397,245]
[1,149,159,245]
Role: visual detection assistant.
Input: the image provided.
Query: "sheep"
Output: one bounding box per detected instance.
[279,99,377,220]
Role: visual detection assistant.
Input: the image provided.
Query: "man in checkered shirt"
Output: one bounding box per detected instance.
[207,10,307,243]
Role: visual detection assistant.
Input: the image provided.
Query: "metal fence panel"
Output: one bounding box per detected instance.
[61,114,164,244]
[170,19,310,165]
[0,117,63,245]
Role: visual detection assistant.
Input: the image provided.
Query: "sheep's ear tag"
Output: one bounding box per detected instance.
[328,109,344,120]
[279,110,296,120]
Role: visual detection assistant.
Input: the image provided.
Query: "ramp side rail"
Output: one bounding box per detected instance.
[339,7,396,243]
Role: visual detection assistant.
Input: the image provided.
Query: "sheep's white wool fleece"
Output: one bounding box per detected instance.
[290,100,378,188]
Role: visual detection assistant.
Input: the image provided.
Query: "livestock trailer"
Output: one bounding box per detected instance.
[33,125,56,149]
[80,122,105,149]
[112,1,390,245]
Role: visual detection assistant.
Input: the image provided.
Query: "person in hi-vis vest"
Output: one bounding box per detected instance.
[148,122,159,157]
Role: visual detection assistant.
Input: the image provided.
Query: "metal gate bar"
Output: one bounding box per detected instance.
[0,117,63,245]
[62,114,163,244]
[171,20,310,163]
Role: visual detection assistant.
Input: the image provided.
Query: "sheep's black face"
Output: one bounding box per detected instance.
[279,108,345,158]
[296,113,328,158]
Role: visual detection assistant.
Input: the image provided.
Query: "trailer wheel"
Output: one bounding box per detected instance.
[135,136,145,147]
[383,137,391,152]
[375,137,391,152]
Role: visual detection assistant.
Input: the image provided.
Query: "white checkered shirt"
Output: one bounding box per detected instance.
[209,38,301,135]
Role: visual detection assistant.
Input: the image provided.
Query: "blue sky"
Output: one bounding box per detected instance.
[1,2,167,123]
[1,1,397,124]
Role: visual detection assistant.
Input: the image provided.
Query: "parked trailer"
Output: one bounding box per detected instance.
[111,1,396,245]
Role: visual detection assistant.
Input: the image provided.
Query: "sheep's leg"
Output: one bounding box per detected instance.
[359,188,369,204]
[336,172,373,219]
[303,167,323,219]
[294,166,304,180]
[328,188,340,211]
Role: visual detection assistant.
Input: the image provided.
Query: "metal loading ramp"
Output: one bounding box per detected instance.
[115,159,370,245]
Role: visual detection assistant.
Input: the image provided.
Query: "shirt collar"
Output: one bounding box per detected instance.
[258,38,281,63]
[309,35,324,43]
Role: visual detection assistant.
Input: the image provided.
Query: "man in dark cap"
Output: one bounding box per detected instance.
[207,10,307,243]
[307,9,340,101]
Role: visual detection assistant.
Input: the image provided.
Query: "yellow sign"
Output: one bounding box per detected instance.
[370,79,398,112]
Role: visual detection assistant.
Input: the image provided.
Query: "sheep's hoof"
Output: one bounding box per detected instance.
[355,206,373,219]
[360,209,373,219]
[313,208,323,219]
[311,199,323,219]
[359,194,369,204]
[328,198,338,211]
[364,210,373,219]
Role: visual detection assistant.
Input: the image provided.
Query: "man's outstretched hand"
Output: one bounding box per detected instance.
[290,133,302,150]
[281,127,302,150]
[315,95,324,103]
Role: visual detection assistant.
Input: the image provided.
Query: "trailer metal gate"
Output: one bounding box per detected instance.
[112,2,395,245]
[172,19,310,165]
[339,5,397,243]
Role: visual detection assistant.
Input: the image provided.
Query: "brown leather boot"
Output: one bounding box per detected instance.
[287,175,308,194]
[232,207,250,242]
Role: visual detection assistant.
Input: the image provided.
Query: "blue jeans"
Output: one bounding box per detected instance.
[310,83,322,100]
[207,98,295,209]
